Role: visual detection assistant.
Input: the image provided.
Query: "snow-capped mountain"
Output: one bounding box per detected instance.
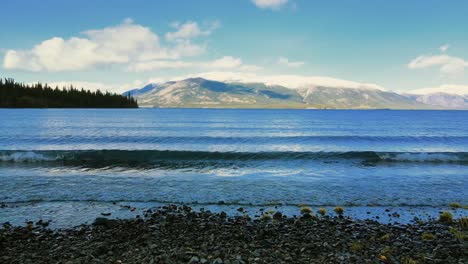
[123,78,466,109]
[124,78,305,108]
[297,86,423,109]
[402,85,468,109]
[404,93,468,109]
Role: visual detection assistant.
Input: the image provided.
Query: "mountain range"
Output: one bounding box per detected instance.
[123,78,468,109]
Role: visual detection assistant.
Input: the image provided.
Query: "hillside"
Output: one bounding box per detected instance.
[124,78,441,109]
[404,93,468,109]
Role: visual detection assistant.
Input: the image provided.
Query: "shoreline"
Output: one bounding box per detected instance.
[1,205,467,263]
[1,201,468,229]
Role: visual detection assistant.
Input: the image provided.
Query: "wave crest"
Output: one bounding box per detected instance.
[0,151,57,162]
[0,150,466,166]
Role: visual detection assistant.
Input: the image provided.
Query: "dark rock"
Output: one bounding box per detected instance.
[273,212,283,220]
[93,217,118,227]
[301,213,313,219]
[1,205,466,263]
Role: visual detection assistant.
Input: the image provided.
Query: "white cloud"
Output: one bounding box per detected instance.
[277,57,305,68]
[408,54,468,75]
[126,60,194,72]
[170,71,385,90]
[439,44,449,52]
[238,64,264,71]
[3,19,210,72]
[408,84,468,96]
[206,56,261,71]
[165,21,219,41]
[252,0,288,10]
[126,56,262,72]
[169,40,207,58]
[207,56,242,69]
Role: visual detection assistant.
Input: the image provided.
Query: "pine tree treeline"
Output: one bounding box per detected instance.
[0,78,138,108]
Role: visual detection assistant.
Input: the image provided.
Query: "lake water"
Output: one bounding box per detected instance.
[0,109,467,227]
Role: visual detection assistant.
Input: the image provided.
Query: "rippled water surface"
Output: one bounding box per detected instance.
[0,109,467,225]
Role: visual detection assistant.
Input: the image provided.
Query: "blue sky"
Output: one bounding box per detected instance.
[1,0,467,94]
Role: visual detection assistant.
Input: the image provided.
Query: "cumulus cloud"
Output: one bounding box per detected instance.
[277,57,305,68]
[126,60,193,72]
[208,56,242,69]
[126,56,262,72]
[252,0,288,10]
[170,71,385,90]
[408,84,468,96]
[3,19,211,72]
[408,54,468,75]
[165,21,219,42]
[206,57,262,71]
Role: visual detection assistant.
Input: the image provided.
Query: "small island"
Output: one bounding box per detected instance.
[0,78,138,108]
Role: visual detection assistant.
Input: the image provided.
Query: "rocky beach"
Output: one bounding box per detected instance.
[1,205,467,263]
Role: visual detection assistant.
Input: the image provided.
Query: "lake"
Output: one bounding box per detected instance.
[0,109,467,227]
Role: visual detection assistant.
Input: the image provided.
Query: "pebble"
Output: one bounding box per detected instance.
[0,205,465,263]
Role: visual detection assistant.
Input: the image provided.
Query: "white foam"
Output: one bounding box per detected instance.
[0,151,55,162]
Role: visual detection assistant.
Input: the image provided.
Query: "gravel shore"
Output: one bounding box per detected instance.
[1,205,467,263]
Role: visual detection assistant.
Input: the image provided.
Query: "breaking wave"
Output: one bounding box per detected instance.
[0,150,467,166]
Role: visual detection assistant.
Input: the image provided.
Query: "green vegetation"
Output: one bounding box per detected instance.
[458,217,468,230]
[446,217,468,243]
[300,206,313,214]
[350,241,363,252]
[380,233,390,242]
[421,233,435,240]
[439,211,453,224]
[449,228,467,242]
[449,202,461,209]
[0,78,138,108]
[333,206,344,216]
[380,246,393,256]
[318,208,327,216]
[402,257,418,264]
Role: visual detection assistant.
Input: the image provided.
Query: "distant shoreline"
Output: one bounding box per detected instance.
[3,107,466,110]
[136,106,468,110]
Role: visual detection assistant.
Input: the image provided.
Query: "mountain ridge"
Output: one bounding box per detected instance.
[124,78,467,109]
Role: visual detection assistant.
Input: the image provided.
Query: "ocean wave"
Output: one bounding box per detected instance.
[0,150,467,166]
[0,151,57,162]
[377,152,468,163]
[3,135,468,144]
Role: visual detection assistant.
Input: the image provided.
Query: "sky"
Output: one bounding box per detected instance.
[1,0,467,94]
